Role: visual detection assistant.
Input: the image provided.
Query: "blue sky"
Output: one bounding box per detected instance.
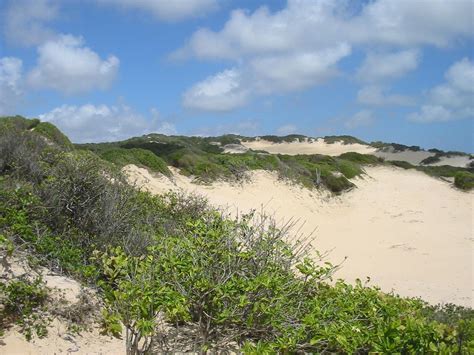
[0,0,473,152]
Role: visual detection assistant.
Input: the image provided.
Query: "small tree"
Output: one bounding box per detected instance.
[95,247,187,355]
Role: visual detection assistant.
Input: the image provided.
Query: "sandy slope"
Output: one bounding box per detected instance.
[374,151,434,165]
[429,155,472,168]
[0,257,124,355]
[241,139,377,156]
[124,164,474,307]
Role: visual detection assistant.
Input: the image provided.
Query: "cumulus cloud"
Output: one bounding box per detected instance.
[3,0,59,47]
[250,44,351,93]
[177,0,472,60]
[408,58,474,123]
[177,0,472,112]
[182,69,249,111]
[183,45,350,111]
[356,50,420,82]
[357,85,414,106]
[0,57,23,115]
[345,110,375,129]
[27,35,119,95]
[39,104,175,143]
[96,0,218,21]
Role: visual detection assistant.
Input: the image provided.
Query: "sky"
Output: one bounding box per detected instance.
[0,0,473,152]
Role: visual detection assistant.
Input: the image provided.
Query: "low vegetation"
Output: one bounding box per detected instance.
[454,171,474,190]
[78,134,375,193]
[1,116,473,353]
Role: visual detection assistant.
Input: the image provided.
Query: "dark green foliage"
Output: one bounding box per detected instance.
[97,147,171,176]
[371,141,421,152]
[454,171,474,190]
[338,152,382,165]
[389,160,416,170]
[33,122,73,149]
[0,116,40,131]
[420,155,442,165]
[324,135,367,145]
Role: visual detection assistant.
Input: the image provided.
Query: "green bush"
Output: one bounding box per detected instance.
[0,276,50,340]
[33,122,73,149]
[338,152,381,165]
[389,160,416,170]
[99,147,171,176]
[454,171,474,190]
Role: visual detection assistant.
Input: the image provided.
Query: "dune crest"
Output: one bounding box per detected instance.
[124,164,474,307]
[241,139,377,156]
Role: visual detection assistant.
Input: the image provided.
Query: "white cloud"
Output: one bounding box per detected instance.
[276,124,297,135]
[96,0,218,21]
[345,110,375,129]
[357,0,473,47]
[177,0,472,112]
[250,44,351,93]
[39,104,175,143]
[3,0,59,47]
[0,57,23,115]
[182,69,249,111]
[183,45,350,111]
[178,0,473,61]
[408,58,474,123]
[27,35,119,95]
[356,50,420,82]
[357,85,414,106]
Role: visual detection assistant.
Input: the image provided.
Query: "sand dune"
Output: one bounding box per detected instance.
[124,164,474,307]
[374,151,434,165]
[241,139,377,156]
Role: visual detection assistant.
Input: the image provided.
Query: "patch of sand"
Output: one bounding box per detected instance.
[0,257,124,355]
[124,164,474,307]
[429,156,472,168]
[241,138,377,156]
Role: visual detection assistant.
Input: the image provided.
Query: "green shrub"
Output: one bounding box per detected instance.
[338,152,381,165]
[420,155,442,165]
[33,122,73,149]
[99,147,171,176]
[389,160,415,170]
[454,171,474,190]
[0,276,50,340]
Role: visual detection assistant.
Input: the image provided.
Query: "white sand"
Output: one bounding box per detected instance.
[430,156,472,168]
[124,164,474,307]
[374,151,435,165]
[241,138,377,156]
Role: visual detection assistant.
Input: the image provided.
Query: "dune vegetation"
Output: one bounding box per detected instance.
[1,116,473,354]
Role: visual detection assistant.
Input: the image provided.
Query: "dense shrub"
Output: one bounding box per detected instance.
[454,171,474,190]
[33,122,73,149]
[98,147,171,176]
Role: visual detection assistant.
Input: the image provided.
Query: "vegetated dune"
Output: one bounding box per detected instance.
[374,151,435,165]
[428,155,473,168]
[124,164,474,307]
[241,138,377,156]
